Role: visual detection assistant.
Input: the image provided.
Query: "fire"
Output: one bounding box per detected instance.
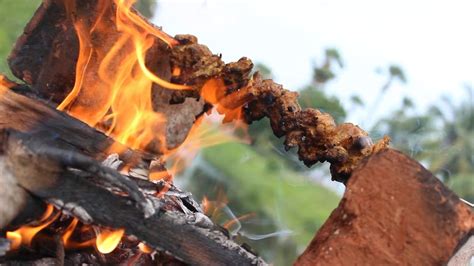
[96,228,125,254]
[3,0,248,257]
[57,0,189,153]
[6,206,124,254]
[57,0,246,158]
[6,205,58,250]
[62,218,95,249]
[201,78,247,122]
[0,74,16,89]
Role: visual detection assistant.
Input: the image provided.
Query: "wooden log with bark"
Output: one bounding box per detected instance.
[0,82,266,265]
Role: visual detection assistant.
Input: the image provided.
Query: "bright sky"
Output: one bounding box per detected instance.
[154,0,474,124]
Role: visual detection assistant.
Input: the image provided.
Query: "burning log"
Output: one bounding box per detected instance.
[0,81,266,265]
[0,77,154,167]
[9,0,205,150]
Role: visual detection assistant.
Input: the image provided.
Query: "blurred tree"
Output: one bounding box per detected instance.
[424,88,473,186]
[373,87,473,201]
[253,62,273,79]
[371,97,435,158]
[134,0,156,18]
[313,48,343,86]
[299,86,346,123]
[366,64,407,125]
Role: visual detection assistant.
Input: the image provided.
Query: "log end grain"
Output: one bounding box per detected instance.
[295,149,473,266]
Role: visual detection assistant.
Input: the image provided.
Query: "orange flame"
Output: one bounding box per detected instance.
[6,205,58,250]
[62,218,96,249]
[223,213,255,230]
[3,0,255,257]
[0,74,16,89]
[58,0,189,153]
[96,228,125,254]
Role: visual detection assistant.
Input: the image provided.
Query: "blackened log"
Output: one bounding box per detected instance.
[1,130,266,266]
[0,82,153,167]
[295,149,473,266]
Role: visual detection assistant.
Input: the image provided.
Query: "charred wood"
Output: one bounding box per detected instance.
[0,82,266,265]
[0,79,154,167]
[0,129,265,265]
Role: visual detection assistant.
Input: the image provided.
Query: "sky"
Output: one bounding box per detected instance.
[153,0,474,125]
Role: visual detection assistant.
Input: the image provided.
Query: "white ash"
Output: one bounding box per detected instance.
[101,153,123,170]
[128,167,149,180]
[186,213,214,229]
[48,199,93,224]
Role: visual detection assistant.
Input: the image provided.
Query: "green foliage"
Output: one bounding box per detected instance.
[373,87,474,200]
[424,88,474,181]
[254,62,273,79]
[448,174,474,202]
[299,85,346,122]
[0,0,40,76]
[313,48,343,84]
[350,95,364,107]
[187,142,339,265]
[134,0,156,18]
[325,48,343,67]
[388,65,407,83]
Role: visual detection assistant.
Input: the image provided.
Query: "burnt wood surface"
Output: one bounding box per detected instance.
[0,82,153,167]
[0,85,266,265]
[295,149,473,265]
[8,0,204,150]
[0,130,265,266]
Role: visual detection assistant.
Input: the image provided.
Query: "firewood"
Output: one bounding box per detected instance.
[0,82,266,264]
[0,79,154,167]
[0,129,265,265]
[295,149,473,265]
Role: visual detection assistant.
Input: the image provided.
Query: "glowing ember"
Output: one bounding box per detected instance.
[138,242,153,254]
